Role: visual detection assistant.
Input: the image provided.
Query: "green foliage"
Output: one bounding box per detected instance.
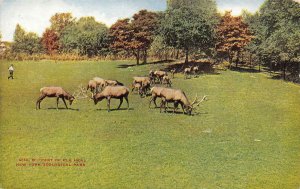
[11,24,42,55]
[245,0,300,78]
[60,17,109,57]
[160,5,216,62]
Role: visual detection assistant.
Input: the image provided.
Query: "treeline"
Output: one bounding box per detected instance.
[0,0,299,81]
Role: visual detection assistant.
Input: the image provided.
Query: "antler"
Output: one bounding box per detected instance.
[194,95,208,107]
[191,94,199,106]
[73,84,90,100]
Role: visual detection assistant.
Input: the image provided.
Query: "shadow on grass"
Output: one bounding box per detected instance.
[46,107,80,111]
[96,108,134,112]
[230,66,261,73]
[116,60,175,69]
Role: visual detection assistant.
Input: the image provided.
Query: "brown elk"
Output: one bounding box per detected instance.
[193,66,199,76]
[105,80,124,86]
[170,68,176,78]
[133,76,151,96]
[36,87,75,110]
[154,70,168,84]
[149,70,156,84]
[159,88,207,115]
[92,86,129,112]
[162,75,172,87]
[184,67,192,79]
[149,86,165,108]
[93,77,107,91]
[87,80,97,93]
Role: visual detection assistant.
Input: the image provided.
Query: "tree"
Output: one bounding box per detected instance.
[60,17,108,57]
[160,6,216,63]
[50,13,75,37]
[12,24,42,55]
[109,10,159,65]
[216,11,253,67]
[41,28,59,55]
[246,0,300,80]
[131,10,159,64]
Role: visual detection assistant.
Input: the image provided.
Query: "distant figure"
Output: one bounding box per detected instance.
[8,64,14,79]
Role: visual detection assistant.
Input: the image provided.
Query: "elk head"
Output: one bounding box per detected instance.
[187,95,208,115]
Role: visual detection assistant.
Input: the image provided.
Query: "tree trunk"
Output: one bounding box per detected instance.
[136,49,140,65]
[283,61,286,80]
[176,49,179,59]
[143,49,147,64]
[236,51,240,68]
[185,49,189,63]
[249,54,252,68]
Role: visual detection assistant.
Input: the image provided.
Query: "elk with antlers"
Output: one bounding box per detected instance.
[36,87,75,110]
[159,88,207,115]
[93,86,129,112]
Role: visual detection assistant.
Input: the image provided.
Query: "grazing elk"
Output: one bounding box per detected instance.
[133,76,151,96]
[154,70,168,84]
[184,67,192,79]
[149,86,166,108]
[87,80,98,94]
[93,86,129,112]
[105,79,124,86]
[36,87,75,110]
[159,88,207,115]
[162,75,172,87]
[93,77,107,91]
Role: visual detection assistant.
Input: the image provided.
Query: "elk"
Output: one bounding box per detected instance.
[93,77,107,91]
[149,86,166,108]
[159,88,207,115]
[170,68,176,78]
[154,70,168,84]
[183,66,193,79]
[162,75,172,87]
[87,80,97,94]
[105,79,124,86]
[192,66,199,76]
[36,87,75,110]
[92,86,129,112]
[133,76,151,95]
[149,70,156,84]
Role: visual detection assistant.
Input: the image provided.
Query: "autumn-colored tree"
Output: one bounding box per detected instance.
[131,10,159,64]
[41,28,59,55]
[216,11,253,67]
[109,10,159,65]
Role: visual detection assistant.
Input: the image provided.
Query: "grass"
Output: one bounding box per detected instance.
[0,60,299,189]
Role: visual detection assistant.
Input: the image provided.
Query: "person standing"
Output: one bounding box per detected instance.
[8,64,14,79]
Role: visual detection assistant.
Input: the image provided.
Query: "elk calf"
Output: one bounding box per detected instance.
[36,87,75,110]
[93,86,129,112]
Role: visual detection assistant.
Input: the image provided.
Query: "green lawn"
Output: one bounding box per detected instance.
[0,60,299,189]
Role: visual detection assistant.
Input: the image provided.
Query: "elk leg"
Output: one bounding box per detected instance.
[107,97,111,112]
[117,98,123,110]
[149,96,156,108]
[180,103,185,114]
[56,97,60,110]
[36,95,46,110]
[62,97,68,109]
[125,96,129,110]
[174,102,179,113]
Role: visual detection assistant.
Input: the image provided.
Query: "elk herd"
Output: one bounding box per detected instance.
[36,65,206,115]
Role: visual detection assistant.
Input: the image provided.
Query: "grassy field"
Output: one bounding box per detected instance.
[0,60,299,189]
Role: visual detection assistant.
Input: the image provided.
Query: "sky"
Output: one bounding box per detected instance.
[0,0,271,41]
